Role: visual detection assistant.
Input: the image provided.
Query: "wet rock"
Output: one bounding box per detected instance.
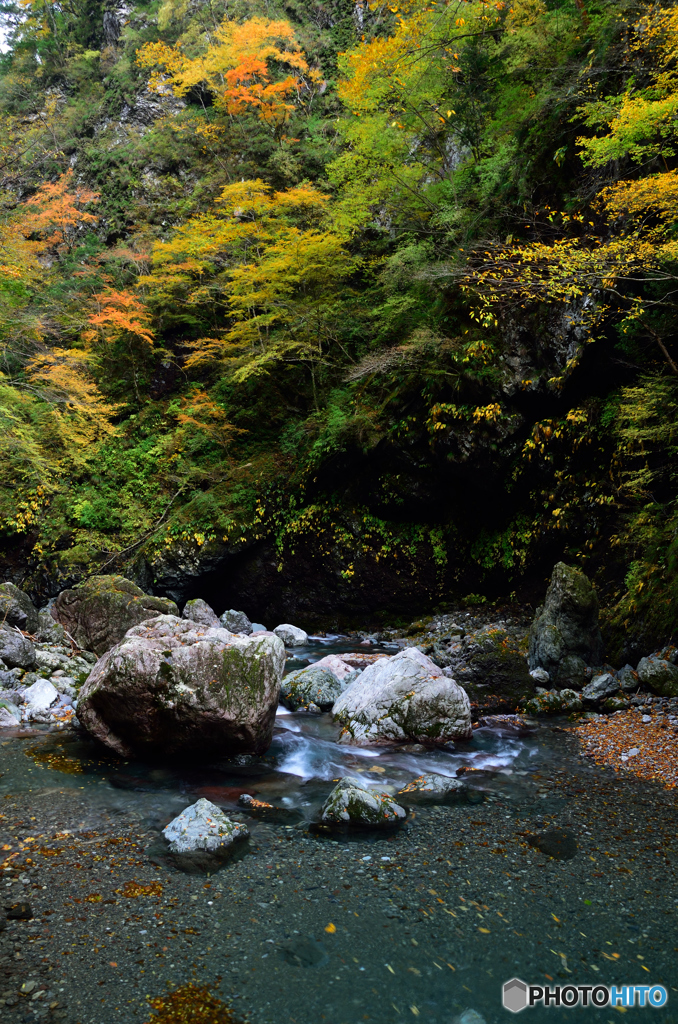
[278,935,328,967]
[281,666,346,712]
[0,699,20,727]
[396,773,464,803]
[52,575,179,655]
[528,563,604,686]
[5,902,33,920]
[528,828,577,860]
[0,628,35,669]
[582,672,619,704]
[618,664,640,693]
[445,625,534,711]
[237,793,300,823]
[220,609,253,634]
[636,655,678,697]
[0,583,38,633]
[273,623,308,647]
[333,647,472,746]
[453,1012,487,1024]
[520,688,582,715]
[319,777,406,827]
[77,614,285,758]
[162,798,249,871]
[182,598,219,627]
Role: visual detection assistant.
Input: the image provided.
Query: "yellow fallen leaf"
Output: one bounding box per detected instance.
[324,923,336,934]
[478,927,491,934]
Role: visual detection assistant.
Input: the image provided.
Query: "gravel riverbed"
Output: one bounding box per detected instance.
[1,722,677,1024]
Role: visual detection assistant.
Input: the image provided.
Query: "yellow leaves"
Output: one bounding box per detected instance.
[137,16,321,126]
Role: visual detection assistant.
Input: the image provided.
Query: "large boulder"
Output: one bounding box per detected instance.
[76,614,285,758]
[441,625,534,713]
[52,575,179,655]
[528,563,604,686]
[162,798,249,871]
[0,627,35,669]
[582,672,619,704]
[182,599,219,627]
[0,699,20,727]
[319,777,406,827]
[332,647,472,746]
[0,584,38,633]
[636,655,678,697]
[281,666,348,712]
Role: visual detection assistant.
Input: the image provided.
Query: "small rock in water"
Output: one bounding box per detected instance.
[453,1011,487,1024]
[6,902,33,920]
[273,623,309,646]
[278,935,328,968]
[220,609,253,634]
[182,598,219,627]
[528,828,577,860]
[0,699,20,727]
[280,665,345,712]
[319,777,406,828]
[397,773,464,803]
[237,793,299,823]
[162,798,249,872]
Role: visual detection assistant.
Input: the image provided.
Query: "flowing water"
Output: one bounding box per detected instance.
[1,637,677,1024]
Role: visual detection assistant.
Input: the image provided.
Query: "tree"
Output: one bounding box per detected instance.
[137,16,322,130]
[22,169,99,253]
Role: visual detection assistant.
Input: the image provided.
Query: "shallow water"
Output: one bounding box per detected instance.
[1,638,677,1024]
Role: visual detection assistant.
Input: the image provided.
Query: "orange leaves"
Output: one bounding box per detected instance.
[21,169,99,253]
[175,389,241,451]
[137,16,321,126]
[84,289,155,350]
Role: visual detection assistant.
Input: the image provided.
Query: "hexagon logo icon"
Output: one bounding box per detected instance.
[503,978,528,1013]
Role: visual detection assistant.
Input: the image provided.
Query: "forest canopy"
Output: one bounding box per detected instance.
[0,0,676,650]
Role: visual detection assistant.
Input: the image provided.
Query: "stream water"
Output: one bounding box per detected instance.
[0,637,677,1024]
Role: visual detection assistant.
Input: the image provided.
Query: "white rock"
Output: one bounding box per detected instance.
[0,701,20,727]
[22,679,59,711]
[332,647,472,746]
[529,667,550,684]
[313,654,360,681]
[163,798,249,853]
[273,624,308,647]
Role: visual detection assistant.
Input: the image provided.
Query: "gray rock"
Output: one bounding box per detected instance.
[0,584,38,633]
[34,649,71,674]
[618,664,640,693]
[281,666,346,712]
[319,777,406,827]
[397,773,464,802]
[453,1012,487,1024]
[528,563,604,686]
[250,622,267,633]
[313,654,363,681]
[162,798,249,871]
[636,656,678,698]
[333,647,472,746]
[0,628,35,669]
[76,614,285,759]
[582,672,619,703]
[520,688,583,714]
[220,609,253,634]
[181,599,219,627]
[35,610,66,644]
[0,699,20,727]
[52,575,179,655]
[556,654,588,689]
[273,623,308,646]
[529,667,550,684]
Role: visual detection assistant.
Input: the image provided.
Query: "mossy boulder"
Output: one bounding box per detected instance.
[280,665,348,712]
[0,583,38,633]
[528,563,604,686]
[53,575,179,655]
[636,655,678,697]
[448,625,533,711]
[76,614,285,759]
[520,688,583,715]
[319,777,406,827]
